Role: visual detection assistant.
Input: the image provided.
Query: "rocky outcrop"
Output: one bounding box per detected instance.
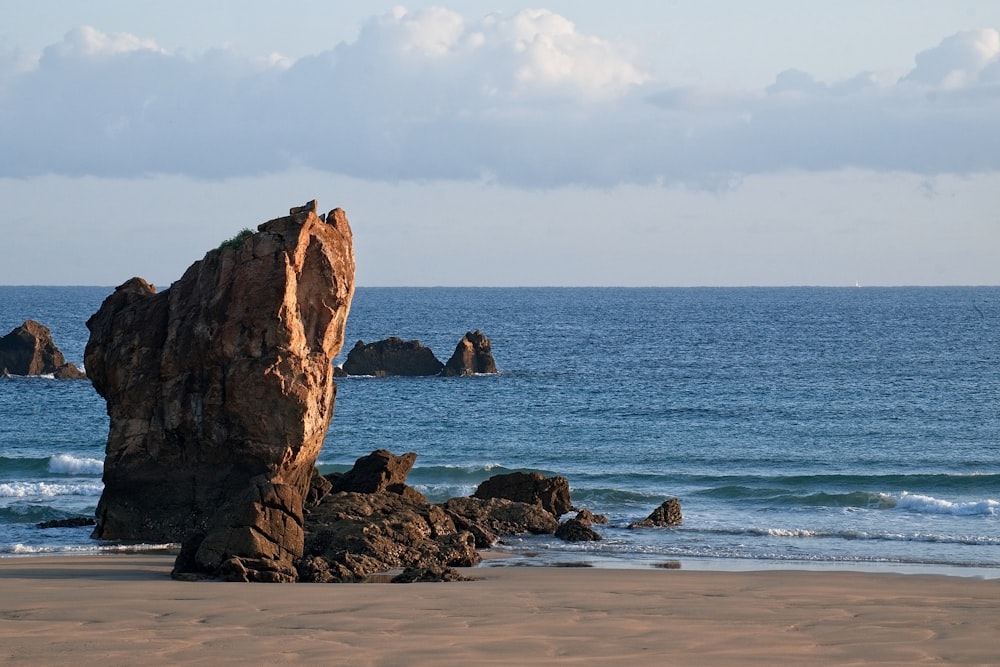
[440,496,560,548]
[628,498,683,528]
[441,330,497,377]
[298,491,480,583]
[85,200,355,582]
[0,320,85,379]
[473,471,573,518]
[341,337,444,376]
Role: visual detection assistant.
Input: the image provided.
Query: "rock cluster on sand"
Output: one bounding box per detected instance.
[295,451,583,583]
[340,330,497,377]
[0,320,86,379]
[86,200,355,582]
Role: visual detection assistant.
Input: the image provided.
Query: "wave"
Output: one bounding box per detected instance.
[0,481,103,498]
[2,542,179,556]
[682,472,1000,493]
[0,454,104,478]
[689,525,1000,546]
[692,485,997,514]
[48,454,104,476]
[895,492,999,516]
[0,505,64,523]
[696,486,897,509]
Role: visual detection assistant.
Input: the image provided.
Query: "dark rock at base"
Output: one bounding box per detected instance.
[391,565,470,583]
[441,330,498,377]
[181,476,305,582]
[298,490,480,583]
[473,471,573,518]
[440,496,560,548]
[341,337,444,376]
[325,449,418,495]
[0,320,81,378]
[555,517,603,542]
[627,498,683,528]
[36,516,97,529]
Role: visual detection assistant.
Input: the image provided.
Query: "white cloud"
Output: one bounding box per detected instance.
[42,25,165,61]
[0,12,998,187]
[903,28,1000,88]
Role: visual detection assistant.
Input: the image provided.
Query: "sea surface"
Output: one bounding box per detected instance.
[2,286,999,577]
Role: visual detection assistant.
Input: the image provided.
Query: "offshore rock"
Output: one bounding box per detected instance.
[0,320,85,379]
[85,200,355,581]
[441,330,497,377]
[473,471,573,518]
[341,337,444,376]
[628,498,683,528]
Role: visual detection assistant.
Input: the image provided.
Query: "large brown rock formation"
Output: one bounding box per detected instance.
[85,200,355,581]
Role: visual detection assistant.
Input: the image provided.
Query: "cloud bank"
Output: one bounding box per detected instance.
[1,9,998,187]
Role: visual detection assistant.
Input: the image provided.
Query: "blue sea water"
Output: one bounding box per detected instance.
[1,285,999,576]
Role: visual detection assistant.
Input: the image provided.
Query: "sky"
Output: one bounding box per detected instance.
[2,1,999,287]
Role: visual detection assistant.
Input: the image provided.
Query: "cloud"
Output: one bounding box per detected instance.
[0,10,998,187]
[903,28,1000,88]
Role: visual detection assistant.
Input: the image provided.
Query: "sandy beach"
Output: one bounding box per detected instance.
[0,555,996,665]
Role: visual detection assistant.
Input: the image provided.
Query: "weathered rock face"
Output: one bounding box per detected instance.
[627,498,683,528]
[85,200,355,579]
[0,320,85,379]
[473,471,574,518]
[299,491,480,583]
[341,337,444,376]
[441,330,497,377]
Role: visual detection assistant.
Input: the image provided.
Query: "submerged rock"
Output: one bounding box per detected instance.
[85,200,355,582]
[0,320,85,379]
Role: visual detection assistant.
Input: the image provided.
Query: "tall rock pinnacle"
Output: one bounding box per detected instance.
[85,201,355,580]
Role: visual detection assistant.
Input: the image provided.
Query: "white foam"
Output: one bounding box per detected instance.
[0,481,103,498]
[48,454,104,475]
[896,492,998,516]
[5,542,178,555]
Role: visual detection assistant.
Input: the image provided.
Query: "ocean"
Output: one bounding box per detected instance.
[2,286,998,577]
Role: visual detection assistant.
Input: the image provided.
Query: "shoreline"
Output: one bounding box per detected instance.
[4,545,1000,580]
[1,554,997,665]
